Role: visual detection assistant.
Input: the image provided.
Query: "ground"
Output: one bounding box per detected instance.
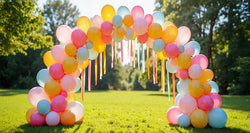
[0,89,249,133]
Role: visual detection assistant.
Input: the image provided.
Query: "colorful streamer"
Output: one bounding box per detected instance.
[152,50,155,84]
[172,73,176,104]
[81,69,84,101]
[88,60,91,91]
[133,40,136,68]
[167,71,170,101]
[130,40,133,66]
[142,44,145,73]
[137,43,140,70]
[155,54,158,83]
[121,41,123,62]
[95,58,97,86]
[115,41,117,65]
[104,49,106,74]
[147,47,150,79]
[100,52,102,79]
[161,59,165,94]
[111,41,114,69]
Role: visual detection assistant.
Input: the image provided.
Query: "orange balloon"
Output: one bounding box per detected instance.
[157,51,168,60]
[78,59,89,69]
[77,16,92,33]
[203,83,212,95]
[198,69,214,84]
[161,25,178,44]
[123,15,134,27]
[188,80,204,98]
[163,21,175,30]
[63,57,78,74]
[148,23,162,39]
[43,51,57,67]
[87,26,102,42]
[65,44,77,57]
[26,107,37,123]
[115,27,125,38]
[44,79,61,98]
[93,40,106,53]
[60,110,76,126]
[177,53,191,69]
[101,5,115,22]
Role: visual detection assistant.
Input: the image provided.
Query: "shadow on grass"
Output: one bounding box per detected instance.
[0,89,28,96]
[221,96,250,112]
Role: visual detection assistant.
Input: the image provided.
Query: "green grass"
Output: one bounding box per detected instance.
[0,89,249,133]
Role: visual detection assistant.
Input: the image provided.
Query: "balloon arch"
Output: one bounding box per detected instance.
[26,5,227,128]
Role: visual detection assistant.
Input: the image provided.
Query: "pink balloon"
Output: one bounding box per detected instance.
[93,15,103,29]
[60,75,76,92]
[191,54,208,70]
[188,64,203,79]
[146,37,154,48]
[56,25,72,45]
[60,90,68,98]
[166,106,183,125]
[175,26,191,46]
[49,63,64,80]
[131,6,144,20]
[46,111,60,126]
[210,93,222,108]
[51,45,68,64]
[170,58,177,66]
[28,87,50,107]
[30,112,45,126]
[145,14,153,26]
[184,45,195,56]
[51,95,67,113]
[71,29,87,48]
[164,43,179,59]
[101,21,113,35]
[179,69,189,80]
[133,17,148,35]
[198,95,214,111]
[70,68,81,78]
[179,95,197,113]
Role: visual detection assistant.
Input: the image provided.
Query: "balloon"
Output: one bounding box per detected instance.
[166,60,179,73]
[145,14,153,26]
[152,11,164,26]
[188,64,203,79]
[77,47,89,61]
[43,51,56,67]
[185,41,200,56]
[30,112,45,126]
[175,94,183,106]
[28,87,50,107]
[66,101,84,121]
[46,111,60,126]
[198,69,214,84]
[184,45,195,56]
[177,79,190,95]
[190,109,208,128]
[112,15,123,28]
[63,57,78,74]
[166,106,183,125]
[164,43,179,59]
[49,63,64,80]
[65,43,77,57]
[93,40,106,53]
[123,15,134,27]
[101,21,113,35]
[178,113,190,127]
[71,29,87,48]
[125,28,134,40]
[77,16,92,33]
[26,107,37,123]
[113,32,123,42]
[133,17,148,35]
[179,94,197,114]
[203,83,212,95]
[37,99,51,115]
[146,38,154,48]
[60,110,76,126]
[177,53,191,69]
[163,21,175,30]
[175,26,191,46]
[87,26,101,42]
[210,93,222,108]
[60,90,68,98]
[198,95,214,111]
[51,95,67,113]
[102,34,112,44]
[179,45,185,53]
[161,25,178,44]
[131,5,144,20]
[101,5,115,22]
[178,69,189,80]
[44,79,61,98]
[86,41,94,49]
[73,78,81,92]
[117,6,130,18]
[153,39,165,52]
[157,51,168,60]
[148,23,162,39]
[36,69,52,88]
[61,75,76,92]
[92,15,103,29]
[191,54,208,70]
[208,108,227,128]
[51,45,68,64]
[89,49,99,60]
[70,68,81,78]
[78,59,89,69]
[56,25,72,45]
[67,92,76,102]
[188,80,204,98]
[137,32,148,44]
[115,27,125,38]
[208,81,219,93]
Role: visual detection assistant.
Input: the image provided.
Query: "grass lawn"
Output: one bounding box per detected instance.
[0,89,249,133]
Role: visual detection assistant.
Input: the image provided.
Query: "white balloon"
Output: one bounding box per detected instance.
[66,101,84,121]
[166,60,179,73]
[72,78,81,92]
[89,48,99,60]
[185,41,200,56]
[36,69,52,87]
[209,81,219,93]
[177,79,190,95]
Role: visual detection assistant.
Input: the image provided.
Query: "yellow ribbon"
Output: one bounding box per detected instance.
[156,54,158,83]
[100,52,102,79]
[161,59,165,94]
[95,58,97,86]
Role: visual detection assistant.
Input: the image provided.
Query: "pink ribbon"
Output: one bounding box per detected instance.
[88,60,91,91]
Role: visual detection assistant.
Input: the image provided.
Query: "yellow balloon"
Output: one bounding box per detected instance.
[63,57,78,74]
[123,15,134,27]
[198,69,214,84]
[203,83,211,95]
[161,25,178,44]
[77,16,92,33]
[191,109,208,128]
[93,40,106,53]
[78,59,89,70]
[157,51,168,60]
[44,79,61,98]
[188,80,204,98]
[87,26,102,43]
[115,27,125,38]
[101,5,115,22]
[26,107,37,123]
[43,51,57,67]
[163,21,175,30]
[177,53,191,69]
[67,92,76,102]
[65,43,77,57]
[148,23,162,39]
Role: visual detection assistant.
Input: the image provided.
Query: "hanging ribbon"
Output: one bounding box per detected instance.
[130,40,133,67]
[152,50,155,84]
[100,52,102,79]
[155,54,158,84]
[167,71,170,101]
[111,41,114,69]
[172,73,176,104]
[128,41,129,64]
[147,47,150,79]
[137,43,140,70]
[121,41,123,62]
[115,41,117,65]
[88,60,91,91]
[133,40,136,68]
[161,59,165,94]
[81,69,84,101]
[95,58,97,86]
[104,49,106,75]
[142,44,145,73]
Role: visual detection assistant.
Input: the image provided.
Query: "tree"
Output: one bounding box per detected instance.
[0,0,52,56]
[42,0,80,45]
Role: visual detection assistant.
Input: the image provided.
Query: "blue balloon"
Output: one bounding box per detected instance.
[73,78,81,92]
[177,113,190,127]
[179,45,185,53]
[153,11,165,26]
[112,15,123,28]
[36,69,52,87]
[153,39,165,52]
[86,41,93,49]
[117,6,130,18]
[208,108,227,128]
[209,81,219,93]
[185,41,200,56]
[77,47,89,61]
[37,100,51,115]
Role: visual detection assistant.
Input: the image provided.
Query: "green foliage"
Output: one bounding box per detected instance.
[0,0,53,56]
